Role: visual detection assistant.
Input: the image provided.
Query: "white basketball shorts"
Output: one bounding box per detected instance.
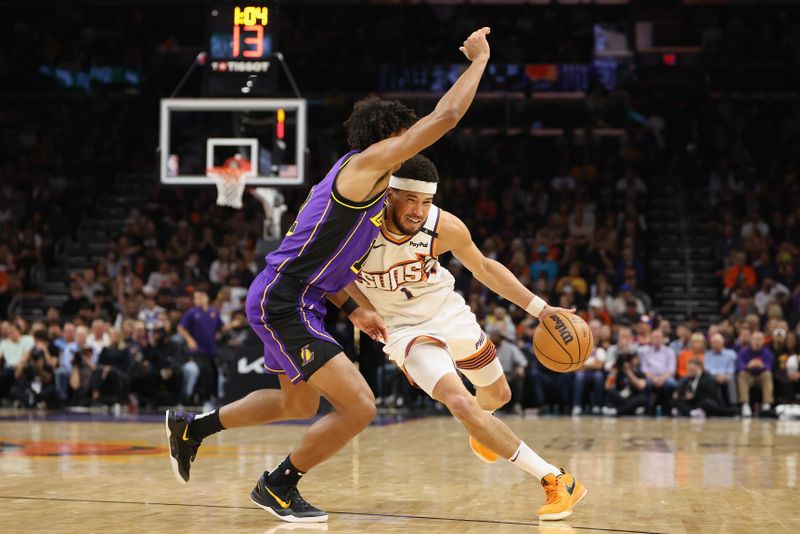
[383,292,503,395]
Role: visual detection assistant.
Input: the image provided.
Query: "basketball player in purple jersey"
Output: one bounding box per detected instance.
[166,27,492,522]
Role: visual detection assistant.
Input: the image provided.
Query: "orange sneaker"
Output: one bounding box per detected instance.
[537,468,587,521]
[468,435,499,463]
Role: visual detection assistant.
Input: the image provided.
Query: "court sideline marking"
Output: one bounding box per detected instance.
[0,494,662,533]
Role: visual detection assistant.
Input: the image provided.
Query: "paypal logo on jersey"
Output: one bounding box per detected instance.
[409,241,427,248]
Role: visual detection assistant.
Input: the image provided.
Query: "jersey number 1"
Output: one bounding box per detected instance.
[400,288,414,300]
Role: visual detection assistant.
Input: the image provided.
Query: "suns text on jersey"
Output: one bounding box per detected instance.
[357,256,431,291]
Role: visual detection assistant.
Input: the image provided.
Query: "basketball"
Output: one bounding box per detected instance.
[533,312,593,372]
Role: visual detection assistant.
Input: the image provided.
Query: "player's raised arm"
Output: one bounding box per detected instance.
[437,211,571,320]
[336,27,491,202]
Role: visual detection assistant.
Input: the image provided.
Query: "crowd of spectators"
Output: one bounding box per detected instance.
[0,173,274,410]
[0,90,146,323]
[688,96,800,418]
[703,100,800,329]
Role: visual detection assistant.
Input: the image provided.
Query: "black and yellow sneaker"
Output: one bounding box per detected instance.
[250,471,328,523]
[165,410,201,484]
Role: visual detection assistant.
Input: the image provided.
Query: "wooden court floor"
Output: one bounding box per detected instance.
[1,412,798,533]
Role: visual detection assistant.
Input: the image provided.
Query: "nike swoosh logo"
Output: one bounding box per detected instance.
[564,478,576,495]
[182,425,190,441]
[265,485,291,509]
[372,244,386,249]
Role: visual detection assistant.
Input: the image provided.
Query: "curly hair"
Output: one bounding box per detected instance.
[343,96,417,151]
[394,154,439,183]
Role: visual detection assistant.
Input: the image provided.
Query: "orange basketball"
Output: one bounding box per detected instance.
[533,312,593,372]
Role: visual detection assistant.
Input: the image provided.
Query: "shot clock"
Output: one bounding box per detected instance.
[205,3,278,96]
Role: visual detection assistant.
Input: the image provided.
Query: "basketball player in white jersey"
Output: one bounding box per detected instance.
[351,155,587,520]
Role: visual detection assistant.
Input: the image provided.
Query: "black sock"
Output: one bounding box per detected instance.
[188,409,225,441]
[267,455,304,488]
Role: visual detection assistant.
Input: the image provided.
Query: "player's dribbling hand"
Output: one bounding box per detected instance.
[537,305,576,321]
[459,27,491,62]
[348,308,389,343]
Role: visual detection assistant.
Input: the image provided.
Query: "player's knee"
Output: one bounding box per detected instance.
[352,402,377,429]
[477,378,511,409]
[494,381,512,406]
[495,389,512,408]
[348,393,377,428]
[445,393,480,424]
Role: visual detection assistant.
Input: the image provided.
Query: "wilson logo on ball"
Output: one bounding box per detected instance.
[549,315,574,344]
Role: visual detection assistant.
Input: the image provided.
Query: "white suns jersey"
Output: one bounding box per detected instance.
[356,205,460,329]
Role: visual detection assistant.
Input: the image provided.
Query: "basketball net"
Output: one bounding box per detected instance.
[207,156,253,209]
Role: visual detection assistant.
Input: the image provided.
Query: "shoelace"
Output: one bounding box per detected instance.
[286,487,315,511]
[543,477,565,504]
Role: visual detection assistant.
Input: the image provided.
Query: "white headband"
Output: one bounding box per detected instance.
[388,175,437,194]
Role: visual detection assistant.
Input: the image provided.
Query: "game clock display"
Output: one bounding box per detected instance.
[205,3,277,95]
[208,3,277,72]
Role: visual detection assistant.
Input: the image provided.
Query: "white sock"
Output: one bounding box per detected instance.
[509,441,561,480]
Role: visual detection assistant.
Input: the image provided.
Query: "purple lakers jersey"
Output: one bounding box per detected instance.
[265,151,385,294]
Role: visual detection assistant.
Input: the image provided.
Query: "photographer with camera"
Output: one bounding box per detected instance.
[12,330,58,408]
[90,328,130,406]
[218,310,249,348]
[128,320,158,409]
[134,319,185,408]
[603,350,649,416]
[214,310,251,402]
[69,346,96,406]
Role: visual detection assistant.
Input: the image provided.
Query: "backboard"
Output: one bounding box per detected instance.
[159,98,306,186]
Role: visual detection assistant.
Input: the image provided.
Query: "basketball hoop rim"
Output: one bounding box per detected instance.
[207,166,255,183]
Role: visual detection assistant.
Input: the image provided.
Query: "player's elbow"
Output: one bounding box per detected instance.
[434,108,461,129]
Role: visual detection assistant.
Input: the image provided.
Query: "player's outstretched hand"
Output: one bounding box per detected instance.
[349,308,389,343]
[537,305,576,321]
[459,27,491,62]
